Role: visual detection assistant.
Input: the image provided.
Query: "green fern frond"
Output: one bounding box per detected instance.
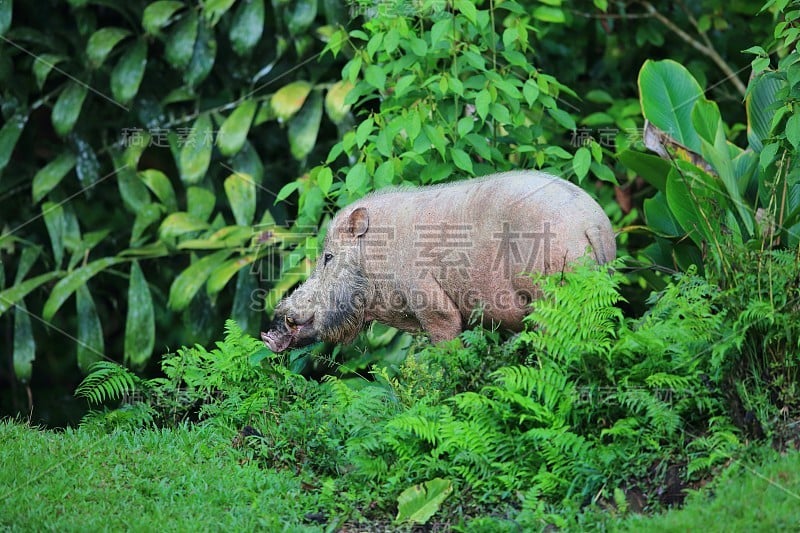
[644,372,692,391]
[599,417,641,440]
[491,364,573,412]
[323,376,357,409]
[613,388,682,436]
[385,412,440,446]
[735,299,776,331]
[75,361,140,405]
[522,259,624,365]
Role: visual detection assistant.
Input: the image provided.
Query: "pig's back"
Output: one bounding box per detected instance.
[356,171,615,329]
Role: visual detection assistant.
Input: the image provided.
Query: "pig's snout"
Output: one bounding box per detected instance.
[262,311,317,353]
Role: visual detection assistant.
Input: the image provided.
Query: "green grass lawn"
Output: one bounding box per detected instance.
[0,420,324,532]
[2,419,799,531]
[616,449,800,532]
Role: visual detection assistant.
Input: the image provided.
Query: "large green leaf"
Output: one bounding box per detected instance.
[131,203,165,246]
[288,90,323,160]
[216,99,256,157]
[373,160,393,189]
[142,1,185,34]
[165,10,197,69]
[123,131,150,167]
[572,146,591,182]
[207,253,258,295]
[138,169,178,212]
[13,304,35,382]
[86,27,131,68]
[322,79,353,125]
[43,257,124,321]
[159,212,210,240]
[345,162,369,195]
[111,38,147,104]
[786,113,800,150]
[32,54,66,90]
[644,192,683,237]
[229,0,264,55]
[177,225,252,250]
[187,186,216,221]
[32,152,76,203]
[42,201,66,267]
[203,0,236,25]
[691,98,724,149]
[0,0,11,35]
[396,478,453,525]
[8,246,41,382]
[179,114,213,184]
[0,113,27,171]
[665,163,731,249]
[230,140,264,184]
[618,149,671,193]
[112,152,149,213]
[638,59,703,154]
[168,250,232,310]
[450,147,474,174]
[14,247,41,285]
[746,72,784,152]
[315,165,334,194]
[52,83,88,137]
[124,261,155,370]
[76,285,104,372]
[271,81,312,122]
[74,135,100,191]
[224,173,256,225]
[691,98,733,182]
[285,0,316,35]
[0,271,62,317]
[184,20,216,87]
[692,98,753,236]
[364,64,386,91]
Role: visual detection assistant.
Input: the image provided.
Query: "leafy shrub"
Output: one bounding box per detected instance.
[77,260,758,526]
[623,3,800,277]
[618,0,800,441]
[0,0,350,380]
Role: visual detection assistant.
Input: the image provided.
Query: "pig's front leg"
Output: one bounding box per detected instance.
[412,276,463,343]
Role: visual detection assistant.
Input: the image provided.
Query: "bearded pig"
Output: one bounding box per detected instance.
[261,171,616,352]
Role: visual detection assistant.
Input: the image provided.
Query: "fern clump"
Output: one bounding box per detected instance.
[76,361,141,405]
[711,249,800,438]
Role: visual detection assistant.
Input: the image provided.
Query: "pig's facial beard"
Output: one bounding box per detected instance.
[314,275,371,345]
[263,269,372,352]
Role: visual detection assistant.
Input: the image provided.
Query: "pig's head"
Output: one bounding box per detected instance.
[261,206,373,353]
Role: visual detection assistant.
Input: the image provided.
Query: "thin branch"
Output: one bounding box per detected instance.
[641,1,746,96]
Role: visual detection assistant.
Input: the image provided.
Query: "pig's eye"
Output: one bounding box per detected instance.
[285,316,296,329]
[323,252,333,266]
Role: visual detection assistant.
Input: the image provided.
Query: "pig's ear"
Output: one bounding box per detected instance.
[347,207,369,238]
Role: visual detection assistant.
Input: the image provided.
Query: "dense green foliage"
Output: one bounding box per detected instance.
[0,0,352,383]
[70,251,796,526]
[0,0,779,386]
[2,0,799,528]
[3,418,798,531]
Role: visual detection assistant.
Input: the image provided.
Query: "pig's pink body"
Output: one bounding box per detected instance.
[262,171,616,351]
